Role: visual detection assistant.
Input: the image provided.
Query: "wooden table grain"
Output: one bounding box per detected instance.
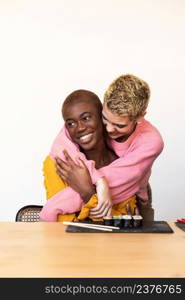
[0,221,184,278]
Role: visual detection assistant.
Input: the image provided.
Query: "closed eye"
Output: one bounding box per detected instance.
[102,115,107,124]
[102,114,126,128]
[116,124,126,128]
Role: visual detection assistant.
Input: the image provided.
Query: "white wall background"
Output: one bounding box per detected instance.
[0,0,185,221]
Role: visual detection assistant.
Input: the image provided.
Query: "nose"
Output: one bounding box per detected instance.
[76,120,86,132]
[105,122,115,133]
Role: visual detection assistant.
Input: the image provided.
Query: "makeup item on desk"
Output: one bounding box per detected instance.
[121,215,132,228]
[103,216,113,226]
[132,215,143,228]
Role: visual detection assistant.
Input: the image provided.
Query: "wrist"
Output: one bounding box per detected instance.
[80,185,96,203]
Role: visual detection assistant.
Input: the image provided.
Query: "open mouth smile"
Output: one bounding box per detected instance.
[78,133,94,143]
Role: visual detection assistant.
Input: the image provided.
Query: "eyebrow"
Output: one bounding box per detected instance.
[65,118,75,122]
[65,112,91,122]
[102,113,127,127]
[80,112,91,117]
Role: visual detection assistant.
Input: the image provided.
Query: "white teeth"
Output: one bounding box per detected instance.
[80,133,93,142]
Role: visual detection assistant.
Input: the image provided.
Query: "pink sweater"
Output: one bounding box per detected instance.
[40,119,164,221]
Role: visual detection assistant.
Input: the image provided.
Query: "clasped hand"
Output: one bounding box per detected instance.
[55,150,112,217]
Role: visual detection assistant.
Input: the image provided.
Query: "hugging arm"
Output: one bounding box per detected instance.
[55,133,164,219]
[40,155,112,221]
[55,151,112,218]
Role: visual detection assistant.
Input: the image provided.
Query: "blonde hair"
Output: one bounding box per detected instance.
[104,74,150,120]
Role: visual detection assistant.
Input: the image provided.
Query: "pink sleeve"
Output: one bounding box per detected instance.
[98,132,164,201]
[39,187,83,221]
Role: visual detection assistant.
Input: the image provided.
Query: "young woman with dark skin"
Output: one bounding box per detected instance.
[56,91,118,211]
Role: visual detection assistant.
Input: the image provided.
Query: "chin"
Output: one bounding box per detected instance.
[80,142,96,151]
[108,134,122,139]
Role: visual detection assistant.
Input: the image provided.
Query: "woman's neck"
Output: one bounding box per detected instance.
[82,140,118,169]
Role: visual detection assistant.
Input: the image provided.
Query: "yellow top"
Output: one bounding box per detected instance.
[43,156,136,222]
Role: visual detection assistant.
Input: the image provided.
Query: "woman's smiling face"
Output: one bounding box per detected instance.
[102,103,138,142]
[63,100,104,151]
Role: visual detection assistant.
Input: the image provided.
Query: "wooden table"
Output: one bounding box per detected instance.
[0,221,184,278]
